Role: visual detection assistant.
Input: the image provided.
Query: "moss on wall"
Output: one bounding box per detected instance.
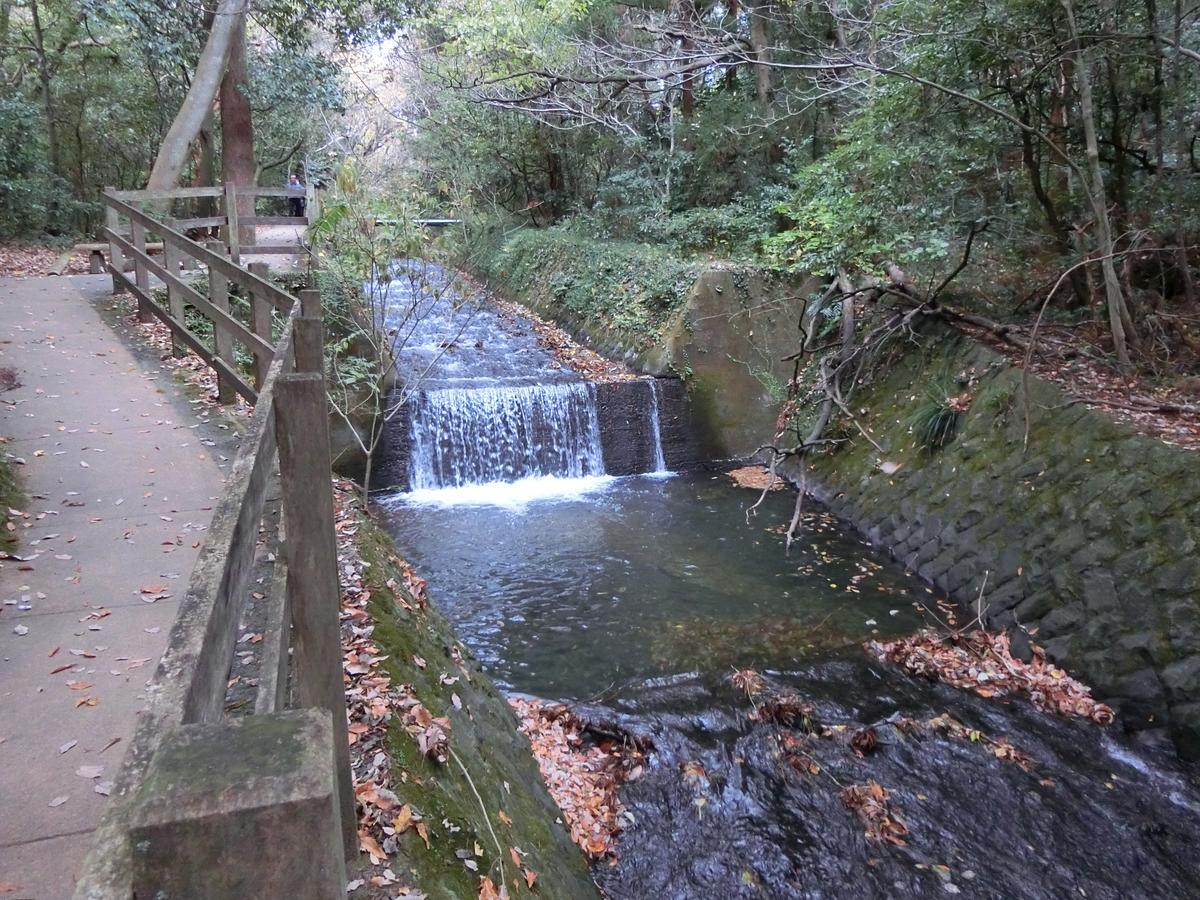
[351,508,599,899]
[787,322,1200,757]
[477,229,702,353]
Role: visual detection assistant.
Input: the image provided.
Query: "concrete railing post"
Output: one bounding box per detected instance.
[130,217,151,322]
[206,240,237,404]
[127,710,347,898]
[248,261,272,389]
[224,183,241,265]
[104,190,126,295]
[163,221,186,358]
[272,371,356,859]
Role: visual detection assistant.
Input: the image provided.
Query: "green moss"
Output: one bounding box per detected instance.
[0,448,24,550]
[476,228,702,351]
[350,507,597,900]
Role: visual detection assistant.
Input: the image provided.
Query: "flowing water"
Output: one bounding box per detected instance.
[376,266,1200,900]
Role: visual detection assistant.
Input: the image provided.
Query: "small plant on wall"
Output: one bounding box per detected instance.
[910,378,972,452]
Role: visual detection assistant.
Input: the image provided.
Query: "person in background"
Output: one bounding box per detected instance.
[287,172,305,218]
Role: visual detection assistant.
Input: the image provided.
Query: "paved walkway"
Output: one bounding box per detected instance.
[0,275,236,898]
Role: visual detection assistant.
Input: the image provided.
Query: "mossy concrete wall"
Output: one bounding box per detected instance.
[787,324,1200,756]
[353,510,599,898]
[478,228,816,459]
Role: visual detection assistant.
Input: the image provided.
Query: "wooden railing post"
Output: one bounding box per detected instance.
[224,183,241,265]
[130,217,151,322]
[104,190,127,295]
[273,371,356,859]
[206,240,237,404]
[163,221,186,358]
[248,261,272,389]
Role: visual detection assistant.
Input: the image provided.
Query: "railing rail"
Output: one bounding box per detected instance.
[75,188,353,898]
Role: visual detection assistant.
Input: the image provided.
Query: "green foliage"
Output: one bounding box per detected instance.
[0,445,25,550]
[909,378,962,452]
[478,227,702,345]
[0,92,79,237]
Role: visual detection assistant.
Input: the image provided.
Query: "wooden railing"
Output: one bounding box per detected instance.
[102,186,320,402]
[76,189,354,898]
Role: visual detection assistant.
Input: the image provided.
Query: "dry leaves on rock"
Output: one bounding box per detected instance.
[869,629,1114,725]
[487,294,639,383]
[840,781,910,846]
[726,466,785,491]
[510,698,647,861]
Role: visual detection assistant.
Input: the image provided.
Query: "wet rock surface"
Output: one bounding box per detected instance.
[584,661,1200,900]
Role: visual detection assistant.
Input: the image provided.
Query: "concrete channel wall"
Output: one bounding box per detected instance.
[478,231,1200,754]
[786,324,1200,757]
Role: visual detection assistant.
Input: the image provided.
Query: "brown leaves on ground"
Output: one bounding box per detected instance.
[868,629,1114,725]
[754,693,818,732]
[112,294,252,416]
[396,695,451,764]
[510,698,648,861]
[0,243,90,277]
[726,465,785,491]
[956,319,1200,450]
[840,781,910,846]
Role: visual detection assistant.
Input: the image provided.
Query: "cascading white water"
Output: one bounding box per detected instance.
[408,381,605,489]
[646,379,668,474]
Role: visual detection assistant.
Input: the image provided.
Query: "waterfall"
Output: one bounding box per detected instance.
[646,379,668,473]
[408,381,605,489]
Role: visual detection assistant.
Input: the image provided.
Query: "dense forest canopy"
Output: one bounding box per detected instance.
[2,0,1199,372]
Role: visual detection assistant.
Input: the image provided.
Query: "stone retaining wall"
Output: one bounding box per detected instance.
[786,324,1200,756]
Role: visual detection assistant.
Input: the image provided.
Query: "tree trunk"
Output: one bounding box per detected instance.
[0,2,12,67]
[147,0,248,191]
[1062,0,1136,369]
[28,1,62,180]
[748,3,773,108]
[220,10,256,245]
[1171,0,1197,303]
[193,111,218,233]
[677,0,698,120]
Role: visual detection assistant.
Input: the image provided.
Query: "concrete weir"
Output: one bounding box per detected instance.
[594,379,697,475]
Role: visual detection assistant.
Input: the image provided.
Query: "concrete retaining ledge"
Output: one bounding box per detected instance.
[128,710,345,899]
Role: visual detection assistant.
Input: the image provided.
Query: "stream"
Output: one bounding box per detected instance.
[374,264,1200,900]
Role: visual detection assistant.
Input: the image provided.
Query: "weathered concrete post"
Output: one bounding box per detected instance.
[224,183,242,264]
[294,289,325,375]
[130,218,152,322]
[206,240,237,404]
[163,222,187,358]
[273,370,357,858]
[127,709,347,898]
[103,189,126,295]
[249,261,273,390]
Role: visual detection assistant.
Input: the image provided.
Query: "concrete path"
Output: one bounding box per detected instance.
[0,275,238,898]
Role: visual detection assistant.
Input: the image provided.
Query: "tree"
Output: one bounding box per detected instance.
[147,0,247,190]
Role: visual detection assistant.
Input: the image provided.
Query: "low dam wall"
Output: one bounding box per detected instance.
[477,229,814,460]
[787,324,1200,756]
